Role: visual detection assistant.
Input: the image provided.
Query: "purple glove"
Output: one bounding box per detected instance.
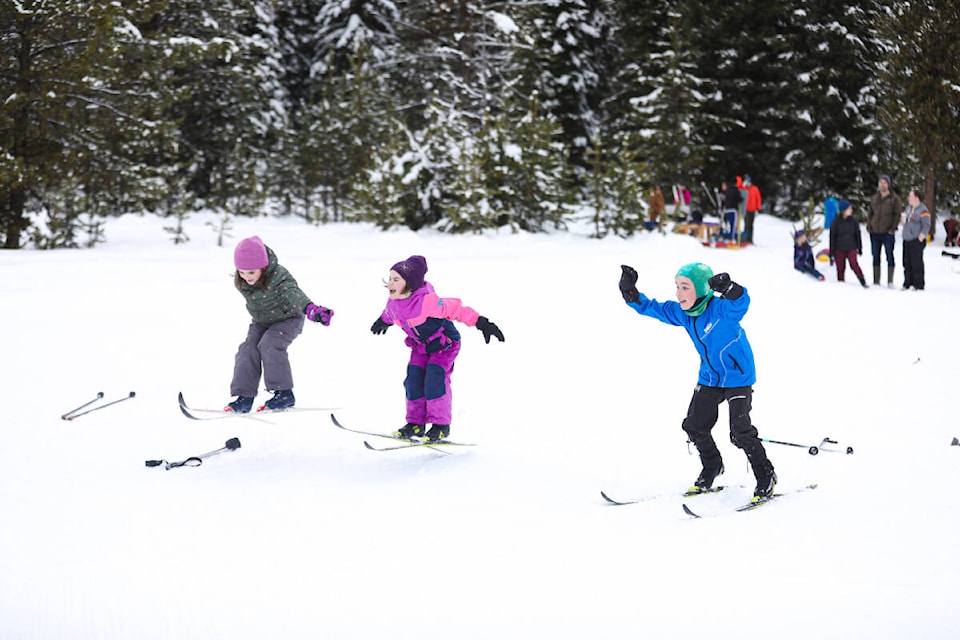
[305,303,333,326]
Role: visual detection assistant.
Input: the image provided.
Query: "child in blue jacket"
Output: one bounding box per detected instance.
[794,230,825,281]
[619,262,776,501]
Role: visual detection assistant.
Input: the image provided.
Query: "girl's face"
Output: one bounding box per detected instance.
[387,270,410,299]
[675,276,698,310]
[238,269,262,286]
[908,191,920,207]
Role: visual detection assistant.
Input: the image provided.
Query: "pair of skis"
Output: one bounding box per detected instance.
[61,391,136,421]
[601,483,818,517]
[329,414,476,452]
[178,393,476,453]
[177,392,334,422]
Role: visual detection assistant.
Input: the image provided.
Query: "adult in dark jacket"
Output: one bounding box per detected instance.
[723,179,742,239]
[829,199,868,287]
[867,174,902,287]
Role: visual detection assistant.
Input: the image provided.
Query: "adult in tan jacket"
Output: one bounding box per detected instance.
[867,174,902,287]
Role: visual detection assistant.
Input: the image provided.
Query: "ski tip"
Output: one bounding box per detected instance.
[363,441,377,450]
[682,504,702,518]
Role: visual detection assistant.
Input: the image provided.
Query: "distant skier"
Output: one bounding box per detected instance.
[226,235,334,413]
[370,255,504,442]
[618,263,777,501]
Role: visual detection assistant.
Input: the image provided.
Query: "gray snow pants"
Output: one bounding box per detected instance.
[230,316,304,397]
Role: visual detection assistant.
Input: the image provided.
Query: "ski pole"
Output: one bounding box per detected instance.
[816,437,854,455]
[761,436,853,456]
[61,391,105,420]
[145,437,241,470]
[63,391,136,421]
[761,437,821,455]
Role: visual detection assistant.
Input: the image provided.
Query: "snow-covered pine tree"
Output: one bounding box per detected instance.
[487,90,573,233]
[0,0,177,248]
[876,1,960,215]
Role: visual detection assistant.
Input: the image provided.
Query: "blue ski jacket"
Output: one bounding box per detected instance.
[626,289,756,388]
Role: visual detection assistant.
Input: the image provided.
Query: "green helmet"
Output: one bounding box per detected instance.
[676,262,714,316]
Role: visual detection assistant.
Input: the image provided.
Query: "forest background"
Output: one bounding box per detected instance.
[2,0,959,249]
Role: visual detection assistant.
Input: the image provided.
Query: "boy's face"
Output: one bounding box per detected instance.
[387,270,410,299]
[675,276,698,310]
[238,269,262,286]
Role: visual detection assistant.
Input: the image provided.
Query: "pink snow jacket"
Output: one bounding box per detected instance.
[380,282,480,353]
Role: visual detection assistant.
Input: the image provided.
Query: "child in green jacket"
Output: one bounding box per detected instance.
[227,236,333,413]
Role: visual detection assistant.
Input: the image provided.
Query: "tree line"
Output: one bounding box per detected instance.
[2,0,958,249]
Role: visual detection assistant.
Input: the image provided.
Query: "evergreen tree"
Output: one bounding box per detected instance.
[517,0,615,171]
[876,0,960,215]
[776,0,883,212]
[612,1,712,191]
[145,0,285,218]
[0,0,175,248]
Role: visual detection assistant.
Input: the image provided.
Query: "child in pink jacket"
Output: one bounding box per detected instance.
[370,255,504,441]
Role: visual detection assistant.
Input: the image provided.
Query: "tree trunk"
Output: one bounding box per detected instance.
[924,164,936,238]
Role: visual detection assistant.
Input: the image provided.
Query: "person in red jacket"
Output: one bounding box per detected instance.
[743,175,762,243]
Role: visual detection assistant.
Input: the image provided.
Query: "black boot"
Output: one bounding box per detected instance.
[690,454,724,492]
[424,424,450,442]
[753,463,777,500]
[858,274,868,288]
[396,423,424,439]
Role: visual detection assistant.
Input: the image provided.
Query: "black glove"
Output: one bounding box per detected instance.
[475,316,504,344]
[619,265,639,303]
[707,272,743,300]
[425,339,444,354]
[370,317,390,335]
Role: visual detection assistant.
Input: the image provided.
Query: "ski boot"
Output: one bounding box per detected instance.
[259,389,295,412]
[752,466,778,501]
[687,459,724,495]
[395,423,424,439]
[225,396,254,414]
[424,424,450,442]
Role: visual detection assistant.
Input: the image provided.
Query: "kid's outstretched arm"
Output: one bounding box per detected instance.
[707,272,743,300]
[370,317,390,334]
[619,265,640,303]
[475,316,504,343]
[305,303,334,326]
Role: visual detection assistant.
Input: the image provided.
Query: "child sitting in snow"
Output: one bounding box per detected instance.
[370,255,504,442]
[618,262,777,502]
[794,231,825,281]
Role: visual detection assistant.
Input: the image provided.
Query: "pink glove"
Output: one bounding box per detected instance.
[305,303,334,326]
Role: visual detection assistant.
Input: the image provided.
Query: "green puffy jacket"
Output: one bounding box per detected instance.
[237,246,311,325]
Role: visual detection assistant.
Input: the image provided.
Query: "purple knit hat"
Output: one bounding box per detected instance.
[390,255,428,292]
[234,236,269,270]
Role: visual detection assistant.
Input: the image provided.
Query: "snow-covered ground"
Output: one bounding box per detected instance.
[1,211,957,639]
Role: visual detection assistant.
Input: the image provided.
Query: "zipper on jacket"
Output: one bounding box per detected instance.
[693,316,720,383]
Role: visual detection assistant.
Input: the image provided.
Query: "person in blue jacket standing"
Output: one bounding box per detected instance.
[618,262,777,501]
